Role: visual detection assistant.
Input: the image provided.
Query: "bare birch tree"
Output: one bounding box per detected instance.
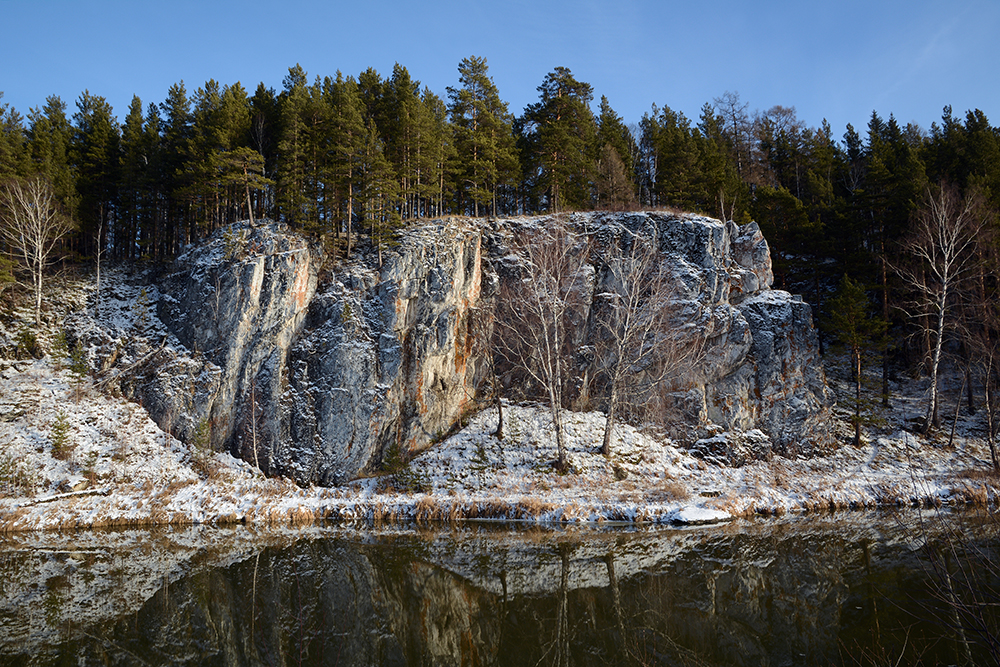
[495,220,591,472]
[897,184,990,432]
[594,229,699,456]
[0,177,74,325]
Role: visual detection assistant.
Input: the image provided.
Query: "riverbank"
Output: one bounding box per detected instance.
[1,353,996,533]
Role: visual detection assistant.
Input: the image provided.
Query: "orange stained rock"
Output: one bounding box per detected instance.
[291,260,310,311]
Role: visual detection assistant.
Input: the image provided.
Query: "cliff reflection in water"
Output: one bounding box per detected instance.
[1,512,997,666]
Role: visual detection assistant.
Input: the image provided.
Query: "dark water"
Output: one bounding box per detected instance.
[0,511,997,666]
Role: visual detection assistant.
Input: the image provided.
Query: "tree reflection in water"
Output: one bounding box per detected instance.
[0,511,996,666]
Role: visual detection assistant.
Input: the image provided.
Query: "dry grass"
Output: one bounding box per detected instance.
[951,467,1000,483]
[644,480,690,503]
[413,496,455,524]
[511,497,557,519]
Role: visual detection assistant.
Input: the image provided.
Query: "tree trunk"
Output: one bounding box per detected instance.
[601,380,619,457]
[346,182,353,257]
[604,553,625,651]
[854,348,862,447]
[549,384,566,472]
[492,371,504,441]
[34,268,43,326]
[925,293,947,432]
[986,360,999,472]
[880,252,890,407]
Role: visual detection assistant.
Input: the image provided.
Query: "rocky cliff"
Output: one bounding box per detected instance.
[93,211,832,485]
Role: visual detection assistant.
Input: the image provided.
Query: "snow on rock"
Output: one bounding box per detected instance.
[0,357,996,532]
[673,506,732,525]
[26,212,829,487]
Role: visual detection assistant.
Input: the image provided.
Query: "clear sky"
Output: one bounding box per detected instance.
[2,0,998,141]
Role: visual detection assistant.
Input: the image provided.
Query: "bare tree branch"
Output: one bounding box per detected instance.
[895,184,990,432]
[494,219,592,472]
[0,177,75,325]
[593,227,702,456]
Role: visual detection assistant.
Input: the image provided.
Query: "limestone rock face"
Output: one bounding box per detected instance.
[263,220,484,484]
[542,212,832,455]
[123,212,831,484]
[155,222,320,448]
[736,291,832,455]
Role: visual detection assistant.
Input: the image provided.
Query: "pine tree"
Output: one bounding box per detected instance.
[216,82,252,225]
[27,96,77,216]
[249,83,279,220]
[824,275,888,447]
[160,82,192,251]
[140,102,165,259]
[521,67,597,212]
[216,147,272,224]
[72,91,120,260]
[359,118,400,266]
[301,77,332,232]
[384,64,423,220]
[185,79,226,234]
[422,88,458,218]
[276,65,312,227]
[925,107,1000,210]
[595,96,635,184]
[863,112,927,406]
[447,56,518,217]
[0,93,27,182]
[357,68,385,131]
[119,95,146,259]
[327,72,366,255]
[645,105,703,211]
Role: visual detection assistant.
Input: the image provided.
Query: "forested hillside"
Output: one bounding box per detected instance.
[2,57,1000,450]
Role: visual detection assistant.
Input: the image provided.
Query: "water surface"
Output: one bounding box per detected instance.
[1,511,996,666]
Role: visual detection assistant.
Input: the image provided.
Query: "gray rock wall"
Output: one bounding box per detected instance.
[134,212,830,485]
[265,220,485,484]
[155,222,319,450]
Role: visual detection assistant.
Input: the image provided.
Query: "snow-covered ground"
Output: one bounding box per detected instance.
[0,271,997,533]
[0,354,996,533]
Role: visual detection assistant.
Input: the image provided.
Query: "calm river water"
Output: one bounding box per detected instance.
[0,510,996,666]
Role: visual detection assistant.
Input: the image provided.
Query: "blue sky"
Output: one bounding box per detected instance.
[2,0,998,141]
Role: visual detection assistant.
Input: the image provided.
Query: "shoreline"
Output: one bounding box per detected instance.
[2,358,997,534]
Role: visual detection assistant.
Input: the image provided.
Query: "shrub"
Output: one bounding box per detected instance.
[82,450,99,486]
[377,442,430,493]
[50,329,69,369]
[222,227,247,262]
[15,329,41,359]
[50,412,73,460]
[189,418,218,479]
[68,344,89,401]
[0,450,36,496]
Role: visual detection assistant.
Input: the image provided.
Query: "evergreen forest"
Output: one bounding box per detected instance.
[2,58,1000,431]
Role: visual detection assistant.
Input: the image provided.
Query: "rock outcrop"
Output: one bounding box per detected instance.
[272,220,484,484]
[98,212,832,485]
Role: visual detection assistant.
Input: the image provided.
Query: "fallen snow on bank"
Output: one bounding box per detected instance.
[1,355,996,533]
